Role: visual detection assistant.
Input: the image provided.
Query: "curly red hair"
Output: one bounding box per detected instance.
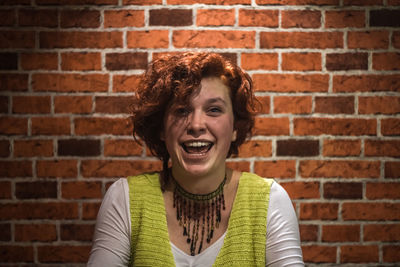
[130,52,259,180]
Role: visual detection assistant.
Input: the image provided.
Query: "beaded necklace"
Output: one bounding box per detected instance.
[172,173,226,256]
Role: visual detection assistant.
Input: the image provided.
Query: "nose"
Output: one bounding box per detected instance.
[187,110,206,136]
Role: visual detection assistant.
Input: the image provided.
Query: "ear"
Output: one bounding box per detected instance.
[231,129,237,142]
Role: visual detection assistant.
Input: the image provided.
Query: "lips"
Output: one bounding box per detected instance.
[181,141,214,154]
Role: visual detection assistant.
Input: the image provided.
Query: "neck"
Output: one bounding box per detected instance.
[170,168,228,194]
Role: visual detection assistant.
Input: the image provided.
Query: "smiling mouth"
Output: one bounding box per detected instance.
[182,141,214,154]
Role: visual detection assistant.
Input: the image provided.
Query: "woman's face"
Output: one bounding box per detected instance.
[162,77,237,178]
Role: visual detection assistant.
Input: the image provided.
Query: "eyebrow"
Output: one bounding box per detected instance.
[205,97,227,106]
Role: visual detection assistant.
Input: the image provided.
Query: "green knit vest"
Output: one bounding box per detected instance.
[128,172,273,267]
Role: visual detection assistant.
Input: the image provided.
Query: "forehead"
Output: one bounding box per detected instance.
[191,77,231,103]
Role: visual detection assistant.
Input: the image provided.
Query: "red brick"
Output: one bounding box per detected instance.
[0,223,11,240]
[127,31,169,49]
[14,139,53,157]
[393,31,400,48]
[256,96,271,114]
[37,0,117,4]
[0,161,32,177]
[322,225,360,242]
[12,96,51,114]
[197,9,235,26]
[0,140,10,157]
[168,0,250,4]
[366,182,400,199]
[61,223,94,241]
[315,96,354,114]
[383,245,400,262]
[253,117,290,136]
[334,74,400,92]
[325,10,365,28]
[370,9,400,27]
[0,30,35,48]
[0,202,78,219]
[300,160,380,178]
[106,52,147,70]
[0,245,34,263]
[62,181,102,199]
[74,117,132,135]
[104,10,144,28]
[341,245,379,263]
[280,181,320,199]
[277,139,319,157]
[32,73,109,92]
[54,95,93,114]
[300,203,338,220]
[382,118,400,136]
[282,52,321,71]
[302,245,336,263]
[348,31,389,49]
[61,52,101,71]
[37,160,77,178]
[58,139,100,157]
[0,73,28,91]
[323,139,361,157]
[389,0,400,4]
[31,117,70,135]
[0,117,27,135]
[0,96,8,114]
[238,9,278,27]
[0,181,12,199]
[294,118,376,136]
[16,181,57,199]
[37,245,91,263]
[342,203,400,220]
[104,139,143,157]
[82,202,101,220]
[281,10,321,28]
[241,53,277,70]
[40,31,122,48]
[226,161,251,172]
[149,9,192,26]
[112,74,141,92]
[299,224,318,241]
[260,32,343,49]
[324,182,362,199]
[326,53,368,70]
[81,160,162,178]
[60,9,100,28]
[253,74,329,92]
[0,9,16,26]
[254,160,296,178]
[173,30,255,48]
[0,52,17,70]
[237,140,272,158]
[364,224,400,241]
[123,0,161,3]
[18,9,58,27]
[273,96,312,114]
[344,0,383,4]
[373,52,400,70]
[20,52,58,70]
[257,0,338,3]
[365,140,400,157]
[15,224,57,242]
[385,161,400,178]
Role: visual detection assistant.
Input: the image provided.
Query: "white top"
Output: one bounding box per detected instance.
[87,177,304,267]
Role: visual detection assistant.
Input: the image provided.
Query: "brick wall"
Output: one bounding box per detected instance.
[0,0,399,265]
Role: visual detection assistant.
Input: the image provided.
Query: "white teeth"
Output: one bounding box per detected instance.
[185,141,211,147]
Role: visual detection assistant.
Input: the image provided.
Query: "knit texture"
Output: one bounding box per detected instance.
[128,172,273,266]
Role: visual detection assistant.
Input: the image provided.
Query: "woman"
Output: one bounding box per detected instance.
[88,52,304,266]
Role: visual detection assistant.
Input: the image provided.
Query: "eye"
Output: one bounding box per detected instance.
[207,106,223,115]
[174,107,190,116]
